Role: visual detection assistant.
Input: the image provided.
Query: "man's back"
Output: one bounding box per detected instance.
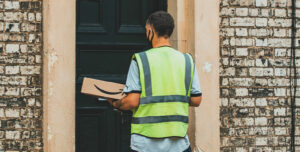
[123,47,202,152]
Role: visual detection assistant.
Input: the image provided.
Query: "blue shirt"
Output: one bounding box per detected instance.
[124,60,202,152]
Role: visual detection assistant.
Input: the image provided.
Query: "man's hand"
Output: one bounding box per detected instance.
[106,93,140,110]
[106,98,117,106]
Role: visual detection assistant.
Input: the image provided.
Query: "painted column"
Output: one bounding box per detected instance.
[194,0,220,151]
[43,1,76,151]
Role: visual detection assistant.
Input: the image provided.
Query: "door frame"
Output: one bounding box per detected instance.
[42,0,220,151]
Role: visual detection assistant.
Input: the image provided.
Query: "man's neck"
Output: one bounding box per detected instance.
[152,37,171,48]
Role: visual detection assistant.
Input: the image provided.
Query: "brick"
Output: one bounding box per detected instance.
[229,98,255,107]
[221,98,228,107]
[230,18,255,26]
[5,1,20,10]
[236,48,248,56]
[236,28,248,36]
[255,38,268,46]
[36,13,41,22]
[268,19,292,27]
[275,127,287,135]
[274,108,286,116]
[5,23,20,32]
[5,66,19,75]
[250,29,272,37]
[268,38,291,47]
[5,109,19,117]
[236,8,248,16]
[274,49,286,56]
[4,12,21,21]
[28,13,35,21]
[20,44,27,53]
[260,9,272,17]
[274,9,286,17]
[220,67,235,76]
[271,0,287,7]
[256,0,267,7]
[220,8,235,16]
[20,66,41,75]
[249,8,259,16]
[273,29,286,37]
[274,88,286,96]
[235,88,249,96]
[256,98,267,106]
[229,78,254,86]
[249,127,269,135]
[6,44,19,53]
[221,28,234,36]
[255,117,268,125]
[4,87,19,96]
[274,68,286,76]
[256,137,268,146]
[256,18,268,27]
[255,58,268,67]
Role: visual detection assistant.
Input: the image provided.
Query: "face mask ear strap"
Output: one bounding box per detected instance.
[151,30,154,41]
[147,30,151,40]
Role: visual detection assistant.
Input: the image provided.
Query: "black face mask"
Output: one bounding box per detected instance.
[144,29,154,50]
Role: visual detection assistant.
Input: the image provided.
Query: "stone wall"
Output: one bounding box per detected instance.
[219,0,299,151]
[0,1,42,151]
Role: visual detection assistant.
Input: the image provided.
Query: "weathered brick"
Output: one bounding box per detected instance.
[255,117,268,126]
[5,1,20,10]
[256,18,268,27]
[6,44,19,53]
[236,8,248,16]
[5,109,19,118]
[230,18,255,26]
[274,9,287,17]
[5,23,19,32]
[20,66,41,75]
[256,0,267,7]
[274,108,286,116]
[5,66,19,75]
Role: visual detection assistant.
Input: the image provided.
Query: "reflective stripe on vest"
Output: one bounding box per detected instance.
[131,47,194,138]
[132,115,188,124]
[137,51,193,103]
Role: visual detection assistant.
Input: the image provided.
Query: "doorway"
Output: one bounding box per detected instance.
[75,0,167,151]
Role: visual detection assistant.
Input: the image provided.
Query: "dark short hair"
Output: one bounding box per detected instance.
[146,11,174,38]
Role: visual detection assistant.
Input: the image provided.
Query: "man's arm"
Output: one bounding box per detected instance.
[107,93,140,110]
[189,67,202,107]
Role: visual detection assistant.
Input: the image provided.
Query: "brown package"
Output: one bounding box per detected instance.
[81,77,126,100]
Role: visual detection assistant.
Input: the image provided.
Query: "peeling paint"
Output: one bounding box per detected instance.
[48,51,58,72]
[48,81,53,96]
[48,126,53,140]
[202,62,212,73]
[195,146,205,152]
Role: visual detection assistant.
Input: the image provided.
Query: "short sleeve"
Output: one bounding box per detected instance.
[123,60,142,94]
[190,67,202,97]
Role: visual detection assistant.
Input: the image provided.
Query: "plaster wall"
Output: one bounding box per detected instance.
[194,0,220,151]
[43,1,76,151]
[169,0,220,151]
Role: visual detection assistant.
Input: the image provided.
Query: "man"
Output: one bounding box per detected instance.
[107,11,202,152]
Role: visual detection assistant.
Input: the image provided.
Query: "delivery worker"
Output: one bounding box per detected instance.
[107,11,202,152]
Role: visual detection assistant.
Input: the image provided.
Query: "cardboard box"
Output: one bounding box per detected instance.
[81,77,126,100]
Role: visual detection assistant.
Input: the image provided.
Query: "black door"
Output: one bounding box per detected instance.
[76,1,167,152]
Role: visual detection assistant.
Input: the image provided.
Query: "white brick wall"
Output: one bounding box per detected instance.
[220,0,296,151]
[0,1,43,151]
